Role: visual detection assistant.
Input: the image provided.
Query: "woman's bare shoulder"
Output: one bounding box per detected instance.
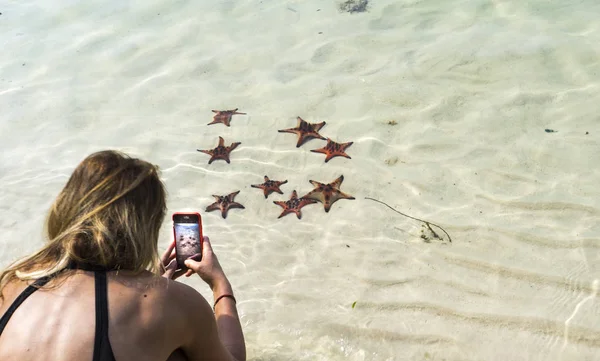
[110,271,210,310]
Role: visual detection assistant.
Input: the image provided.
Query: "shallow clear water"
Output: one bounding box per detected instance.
[1,0,600,360]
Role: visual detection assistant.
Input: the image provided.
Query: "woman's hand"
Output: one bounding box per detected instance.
[184,236,230,291]
[160,240,189,280]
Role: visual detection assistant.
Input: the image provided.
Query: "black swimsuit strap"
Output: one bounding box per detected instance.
[0,276,52,336]
[93,271,116,361]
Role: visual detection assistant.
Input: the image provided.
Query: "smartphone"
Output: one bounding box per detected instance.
[172,212,203,270]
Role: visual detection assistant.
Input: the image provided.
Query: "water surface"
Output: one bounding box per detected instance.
[1,1,599,360]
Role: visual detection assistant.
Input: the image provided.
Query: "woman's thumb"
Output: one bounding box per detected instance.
[184,258,198,269]
[201,236,212,253]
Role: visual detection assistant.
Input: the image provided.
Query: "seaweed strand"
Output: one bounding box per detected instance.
[365,197,452,243]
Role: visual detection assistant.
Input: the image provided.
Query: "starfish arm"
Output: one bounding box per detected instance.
[290,190,298,200]
[300,190,313,199]
[205,203,220,212]
[295,133,323,148]
[324,152,352,163]
[218,136,225,146]
[309,180,324,187]
[310,147,328,155]
[301,190,323,203]
[308,131,327,142]
[314,121,326,132]
[278,128,299,134]
[336,191,355,200]
[273,201,287,208]
[329,192,355,206]
[250,184,263,189]
[226,191,241,199]
[197,149,212,155]
[277,209,291,219]
[332,175,345,188]
[228,202,245,210]
[279,180,288,185]
[300,198,318,206]
[228,142,241,151]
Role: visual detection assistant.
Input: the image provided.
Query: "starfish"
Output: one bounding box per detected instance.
[205,191,245,219]
[208,108,246,127]
[273,190,317,219]
[251,175,288,199]
[311,138,353,162]
[197,136,241,164]
[302,175,355,213]
[278,116,326,148]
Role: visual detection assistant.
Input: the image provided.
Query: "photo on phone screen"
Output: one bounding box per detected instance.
[174,222,202,269]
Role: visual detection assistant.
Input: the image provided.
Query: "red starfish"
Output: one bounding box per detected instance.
[278,116,326,148]
[273,190,317,219]
[205,190,245,219]
[302,175,355,213]
[251,175,288,199]
[208,108,246,127]
[311,138,353,163]
[197,136,241,164]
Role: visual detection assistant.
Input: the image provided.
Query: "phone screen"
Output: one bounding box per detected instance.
[173,214,202,269]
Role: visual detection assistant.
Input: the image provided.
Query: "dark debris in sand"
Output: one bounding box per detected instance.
[338,0,369,13]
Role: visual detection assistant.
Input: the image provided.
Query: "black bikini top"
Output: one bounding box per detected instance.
[0,262,117,361]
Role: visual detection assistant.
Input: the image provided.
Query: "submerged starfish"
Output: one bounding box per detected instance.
[273,190,317,219]
[311,138,353,163]
[208,108,246,127]
[197,136,241,164]
[205,191,245,219]
[302,175,355,213]
[251,175,288,199]
[278,116,326,148]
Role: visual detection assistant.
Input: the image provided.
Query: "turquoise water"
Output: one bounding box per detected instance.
[1,1,600,360]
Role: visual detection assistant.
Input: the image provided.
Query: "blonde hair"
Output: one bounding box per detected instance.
[0,150,167,297]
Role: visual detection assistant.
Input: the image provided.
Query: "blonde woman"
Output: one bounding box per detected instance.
[0,150,245,361]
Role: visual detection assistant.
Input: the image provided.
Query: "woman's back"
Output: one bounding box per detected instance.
[0,270,191,361]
